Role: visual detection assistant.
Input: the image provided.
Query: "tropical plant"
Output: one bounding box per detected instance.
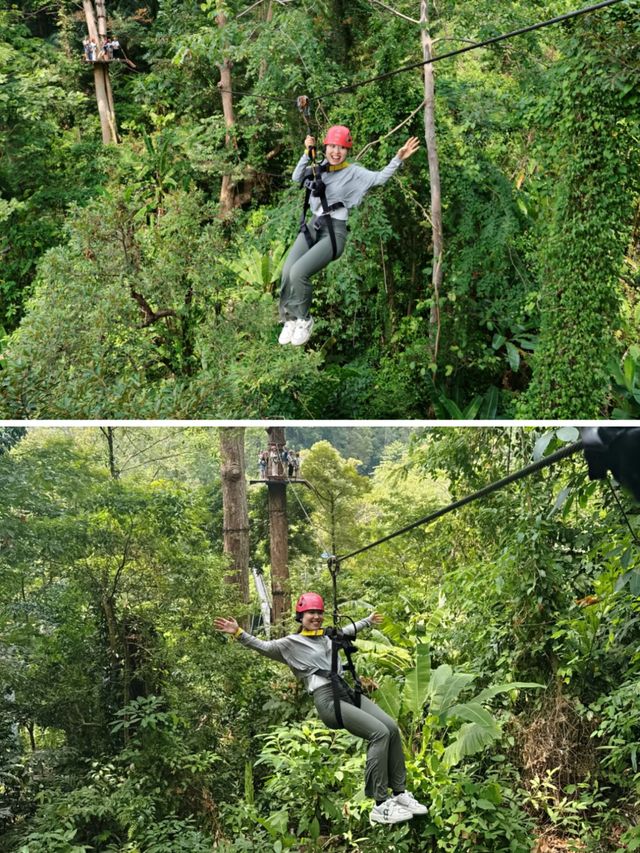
[217,243,287,300]
[372,644,541,769]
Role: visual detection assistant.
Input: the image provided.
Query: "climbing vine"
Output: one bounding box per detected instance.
[520,2,640,417]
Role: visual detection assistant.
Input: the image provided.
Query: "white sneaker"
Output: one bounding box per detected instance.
[369,799,413,825]
[278,320,297,345]
[290,316,314,346]
[393,791,428,815]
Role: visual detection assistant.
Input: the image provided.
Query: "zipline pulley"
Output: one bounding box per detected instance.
[327,554,340,624]
[296,94,311,123]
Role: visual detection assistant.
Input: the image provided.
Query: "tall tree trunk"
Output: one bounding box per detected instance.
[26,721,36,752]
[216,12,257,214]
[266,426,290,630]
[83,0,118,143]
[100,587,128,738]
[100,426,119,479]
[420,0,443,361]
[216,13,239,216]
[268,482,288,630]
[219,428,250,608]
[259,1,273,79]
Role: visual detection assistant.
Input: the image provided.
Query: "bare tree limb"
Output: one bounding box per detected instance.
[421,0,444,363]
[236,0,265,18]
[368,0,419,24]
[140,308,176,327]
[354,99,426,161]
[128,285,176,327]
[109,521,135,601]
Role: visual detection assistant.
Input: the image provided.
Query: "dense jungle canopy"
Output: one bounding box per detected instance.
[1,425,639,851]
[0,0,638,419]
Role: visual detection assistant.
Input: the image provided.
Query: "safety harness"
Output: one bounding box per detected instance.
[317,623,363,728]
[299,148,350,261]
[314,556,363,729]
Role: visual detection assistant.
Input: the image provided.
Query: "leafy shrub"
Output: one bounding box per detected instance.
[10,696,219,851]
[591,680,640,788]
[251,719,366,845]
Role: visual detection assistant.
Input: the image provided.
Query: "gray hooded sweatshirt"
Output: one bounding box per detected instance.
[292,154,403,221]
[236,616,374,693]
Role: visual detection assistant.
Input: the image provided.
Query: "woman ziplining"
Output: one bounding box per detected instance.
[214,591,428,826]
[278,126,420,346]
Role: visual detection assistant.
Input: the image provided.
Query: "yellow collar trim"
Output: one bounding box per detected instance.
[326,161,349,172]
[301,629,325,636]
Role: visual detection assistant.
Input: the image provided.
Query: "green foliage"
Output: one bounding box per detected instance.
[372,642,540,770]
[8,693,221,851]
[4,413,640,849]
[0,8,106,330]
[608,345,640,418]
[300,441,372,556]
[0,171,330,417]
[519,3,640,417]
[520,770,609,841]
[591,680,640,787]
[222,714,534,852]
[255,721,366,839]
[217,242,287,299]
[110,695,182,734]
[0,428,259,849]
[431,383,502,420]
[421,771,535,852]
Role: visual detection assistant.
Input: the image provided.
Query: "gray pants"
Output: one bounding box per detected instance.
[313,684,406,802]
[279,217,348,321]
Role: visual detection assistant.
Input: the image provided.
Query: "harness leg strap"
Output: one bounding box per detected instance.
[323,216,338,261]
[331,640,345,728]
[299,186,316,250]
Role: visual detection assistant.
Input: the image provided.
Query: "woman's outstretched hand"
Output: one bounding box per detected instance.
[369,611,384,625]
[214,617,239,635]
[397,136,420,161]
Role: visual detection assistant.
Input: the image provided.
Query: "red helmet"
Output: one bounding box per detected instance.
[295,592,325,614]
[323,125,353,148]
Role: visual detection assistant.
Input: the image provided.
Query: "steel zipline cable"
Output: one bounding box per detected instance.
[299,428,640,620]
[310,0,628,102]
[218,0,628,105]
[335,439,585,565]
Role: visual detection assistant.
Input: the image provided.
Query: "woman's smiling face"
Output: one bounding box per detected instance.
[301,609,325,630]
[326,143,348,165]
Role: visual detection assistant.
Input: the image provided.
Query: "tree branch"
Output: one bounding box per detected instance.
[129,285,176,327]
[110,521,135,601]
[354,99,426,161]
[367,0,419,24]
[236,0,265,18]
